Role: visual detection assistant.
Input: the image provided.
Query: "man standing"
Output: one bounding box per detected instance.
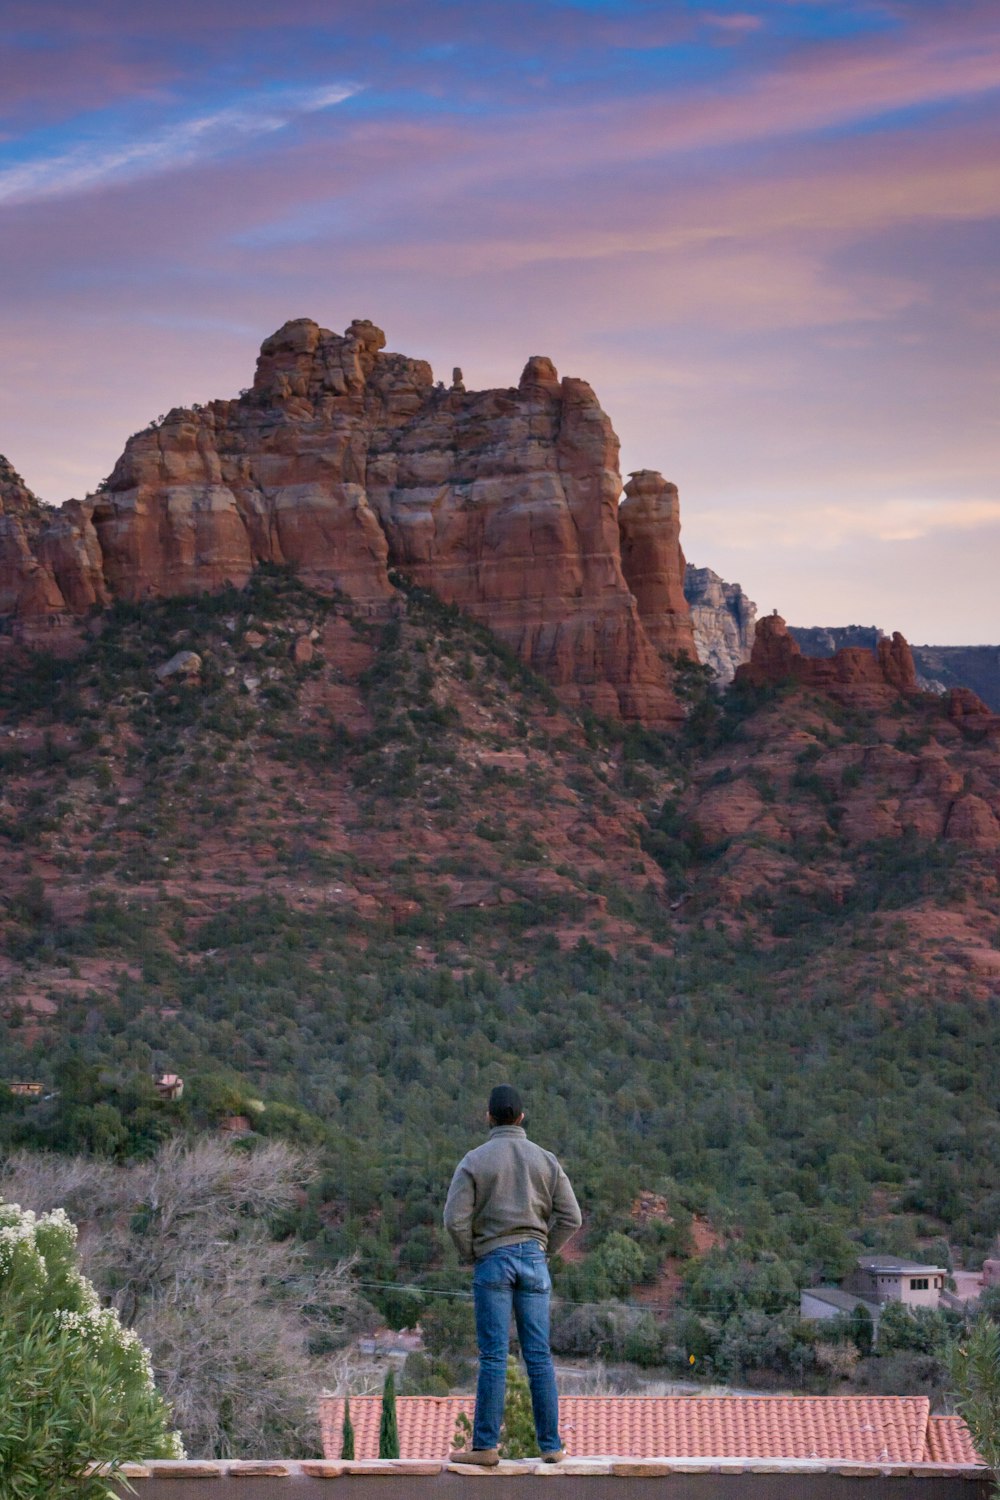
[443,1084,582,1466]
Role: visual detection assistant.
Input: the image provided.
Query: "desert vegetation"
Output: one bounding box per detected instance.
[0,571,998,1438]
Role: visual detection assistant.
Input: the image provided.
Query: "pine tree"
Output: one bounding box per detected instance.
[341,1397,355,1460]
[499,1356,540,1459]
[378,1369,400,1459]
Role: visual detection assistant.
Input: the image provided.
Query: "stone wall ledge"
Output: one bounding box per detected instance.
[90,1458,990,1479]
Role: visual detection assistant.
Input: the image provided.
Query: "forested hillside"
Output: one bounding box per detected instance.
[1,569,998,1418]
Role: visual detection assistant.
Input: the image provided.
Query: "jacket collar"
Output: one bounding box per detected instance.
[488,1125,526,1139]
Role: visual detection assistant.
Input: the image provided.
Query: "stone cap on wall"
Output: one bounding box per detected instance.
[97,1456,989,1479]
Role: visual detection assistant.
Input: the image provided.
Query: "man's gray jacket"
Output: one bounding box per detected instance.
[443,1124,582,1262]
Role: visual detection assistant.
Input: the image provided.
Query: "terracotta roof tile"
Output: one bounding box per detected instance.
[318,1394,979,1465]
[926,1415,982,1465]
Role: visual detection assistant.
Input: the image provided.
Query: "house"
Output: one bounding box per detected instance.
[154,1073,184,1101]
[7,1081,44,1097]
[799,1286,880,1326]
[849,1256,947,1308]
[318,1394,980,1466]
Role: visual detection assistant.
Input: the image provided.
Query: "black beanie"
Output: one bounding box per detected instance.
[488,1085,523,1124]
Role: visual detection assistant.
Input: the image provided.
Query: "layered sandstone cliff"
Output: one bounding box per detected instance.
[0,319,698,724]
[683,565,756,684]
[619,471,696,664]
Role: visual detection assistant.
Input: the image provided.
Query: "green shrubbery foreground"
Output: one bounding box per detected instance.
[0,1200,180,1499]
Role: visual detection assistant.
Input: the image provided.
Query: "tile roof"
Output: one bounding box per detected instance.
[926,1415,982,1466]
[318,1394,981,1466]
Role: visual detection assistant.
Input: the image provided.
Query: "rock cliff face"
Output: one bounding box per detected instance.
[789,624,883,657]
[0,457,67,623]
[683,565,756,684]
[0,319,695,724]
[619,471,697,664]
[737,612,918,706]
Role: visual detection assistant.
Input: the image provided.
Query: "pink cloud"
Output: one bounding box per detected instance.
[3,3,998,646]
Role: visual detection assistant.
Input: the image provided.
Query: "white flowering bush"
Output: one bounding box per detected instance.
[0,1200,182,1500]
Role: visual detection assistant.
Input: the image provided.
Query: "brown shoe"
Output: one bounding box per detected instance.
[450,1449,500,1467]
[541,1450,567,1463]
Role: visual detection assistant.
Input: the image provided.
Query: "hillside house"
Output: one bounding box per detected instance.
[799,1285,880,1326]
[318,1394,980,1466]
[154,1072,184,1101]
[849,1256,947,1308]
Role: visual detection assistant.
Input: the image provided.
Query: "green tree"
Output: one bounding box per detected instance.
[596,1231,648,1298]
[499,1357,540,1459]
[878,1301,957,1356]
[420,1295,476,1357]
[0,1199,180,1500]
[378,1369,400,1459]
[948,1319,1000,1498]
[848,1302,874,1358]
[341,1398,355,1461]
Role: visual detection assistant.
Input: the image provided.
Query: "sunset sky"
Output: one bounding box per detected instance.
[2,0,998,643]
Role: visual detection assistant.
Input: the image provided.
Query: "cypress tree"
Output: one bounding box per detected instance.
[499,1357,540,1459]
[341,1397,355,1461]
[378,1369,400,1460]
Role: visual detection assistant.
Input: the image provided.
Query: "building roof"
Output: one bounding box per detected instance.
[856,1257,946,1275]
[800,1288,880,1315]
[925,1416,982,1466]
[318,1395,981,1466]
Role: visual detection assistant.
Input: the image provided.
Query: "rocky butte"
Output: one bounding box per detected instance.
[0,318,699,727]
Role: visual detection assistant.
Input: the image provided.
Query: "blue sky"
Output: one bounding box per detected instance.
[2,0,998,641]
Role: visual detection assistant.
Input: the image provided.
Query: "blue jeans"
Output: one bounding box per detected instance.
[472,1240,561,1454]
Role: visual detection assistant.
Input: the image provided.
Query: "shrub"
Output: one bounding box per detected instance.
[948,1319,1000,1497]
[0,1200,180,1500]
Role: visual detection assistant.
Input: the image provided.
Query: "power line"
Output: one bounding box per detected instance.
[354,1278,801,1316]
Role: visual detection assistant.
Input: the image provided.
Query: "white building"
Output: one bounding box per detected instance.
[850,1256,946,1309]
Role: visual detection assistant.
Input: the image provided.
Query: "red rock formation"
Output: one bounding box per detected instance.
[944,686,1000,734]
[736,612,918,704]
[618,471,697,664]
[0,457,52,618]
[0,322,695,724]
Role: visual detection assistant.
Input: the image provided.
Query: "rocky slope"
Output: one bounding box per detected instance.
[0,319,697,727]
[679,619,1000,926]
[1,568,999,1286]
[683,565,756,684]
[0,573,996,1027]
[910,646,1000,712]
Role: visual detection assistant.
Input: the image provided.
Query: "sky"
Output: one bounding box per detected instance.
[1,0,998,644]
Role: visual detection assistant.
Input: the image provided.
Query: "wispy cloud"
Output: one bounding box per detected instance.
[699,497,1000,551]
[0,82,358,206]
